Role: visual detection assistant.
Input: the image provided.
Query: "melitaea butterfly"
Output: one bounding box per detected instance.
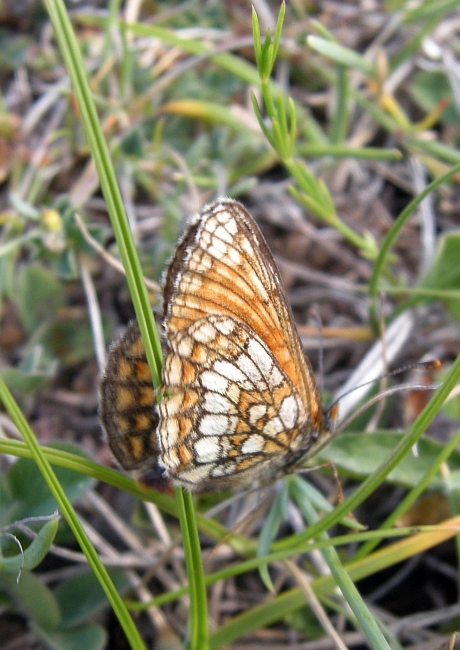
[99,199,336,492]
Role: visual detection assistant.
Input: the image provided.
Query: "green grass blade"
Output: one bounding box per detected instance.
[369,161,460,328]
[44,0,162,386]
[291,478,391,649]
[175,488,209,649]
[355,425,460,560]
[274,351,460,551]
[0,377,145,650]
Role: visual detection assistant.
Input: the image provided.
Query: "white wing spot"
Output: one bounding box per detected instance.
[227,383,241,404]
[213,360,247,384]
[263,417,284,437]
[199,229,211,247]
[199,414,229,436]
[211,464,229,477]
[209,244,227,260]
[248,403,267,425]
[236,353,263,386]
[241,237,253,256]
[201,253,213,270]
[167,356,183,384]
[250,272,269,302]
[193,321,217,344]
[179,465,211,483]
[279,395,298,429]
[204,217,218,233]
[225,217,238,235]
[161,392,183,417]
[201,370,228,393]
[247,338,273,375]
[161,447,179,469]
[213,317,235,336]
[177,336,193,357]
[228,246,241,265]
[214,225,233,244]
[203,391,235,414]
[212,235,228,255]
[164,417,179,447]
[195,436,220,463]
[269,365,284,387]
[241,435,265,454]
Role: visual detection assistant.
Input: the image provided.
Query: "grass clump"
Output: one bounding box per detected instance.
[1,1,460,649]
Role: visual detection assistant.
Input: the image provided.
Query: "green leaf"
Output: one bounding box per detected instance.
[418,231,460,322]
[0,516,59,573]
[0,33,34,70]
[307,36,375,77]
[35,624,106,650]
[0,344,57,393]
[257,484,288,591]
[410,71,457,126]
[8,194,40,221]
[444,469,460,493]
[0,570,61,629]
[16,264,66,333]
[319,432,460,489]
[291,482,392,650]
[54,569,130,628]
[2,443,93,524]
[36,316,106,365]
[120,128,144,157]
[442,373,460,419]
[0,366,54,393]
[52,247,79,280]
[288,476,361,530]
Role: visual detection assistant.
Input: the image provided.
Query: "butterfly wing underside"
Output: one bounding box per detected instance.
[158,199,325,490]
[99,322,159,470]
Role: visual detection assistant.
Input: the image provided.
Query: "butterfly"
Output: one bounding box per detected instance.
[99,199,335,492]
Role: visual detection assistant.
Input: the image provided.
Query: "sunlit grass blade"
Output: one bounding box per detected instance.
[208,515,460,647]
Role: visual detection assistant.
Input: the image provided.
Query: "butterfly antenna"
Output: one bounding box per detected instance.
[335,380,441,435]
[329,359,441,432]
[309,310,324,397]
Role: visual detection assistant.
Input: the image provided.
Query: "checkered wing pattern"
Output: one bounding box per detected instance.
[158,199,327,491]
[100,322,159,470]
